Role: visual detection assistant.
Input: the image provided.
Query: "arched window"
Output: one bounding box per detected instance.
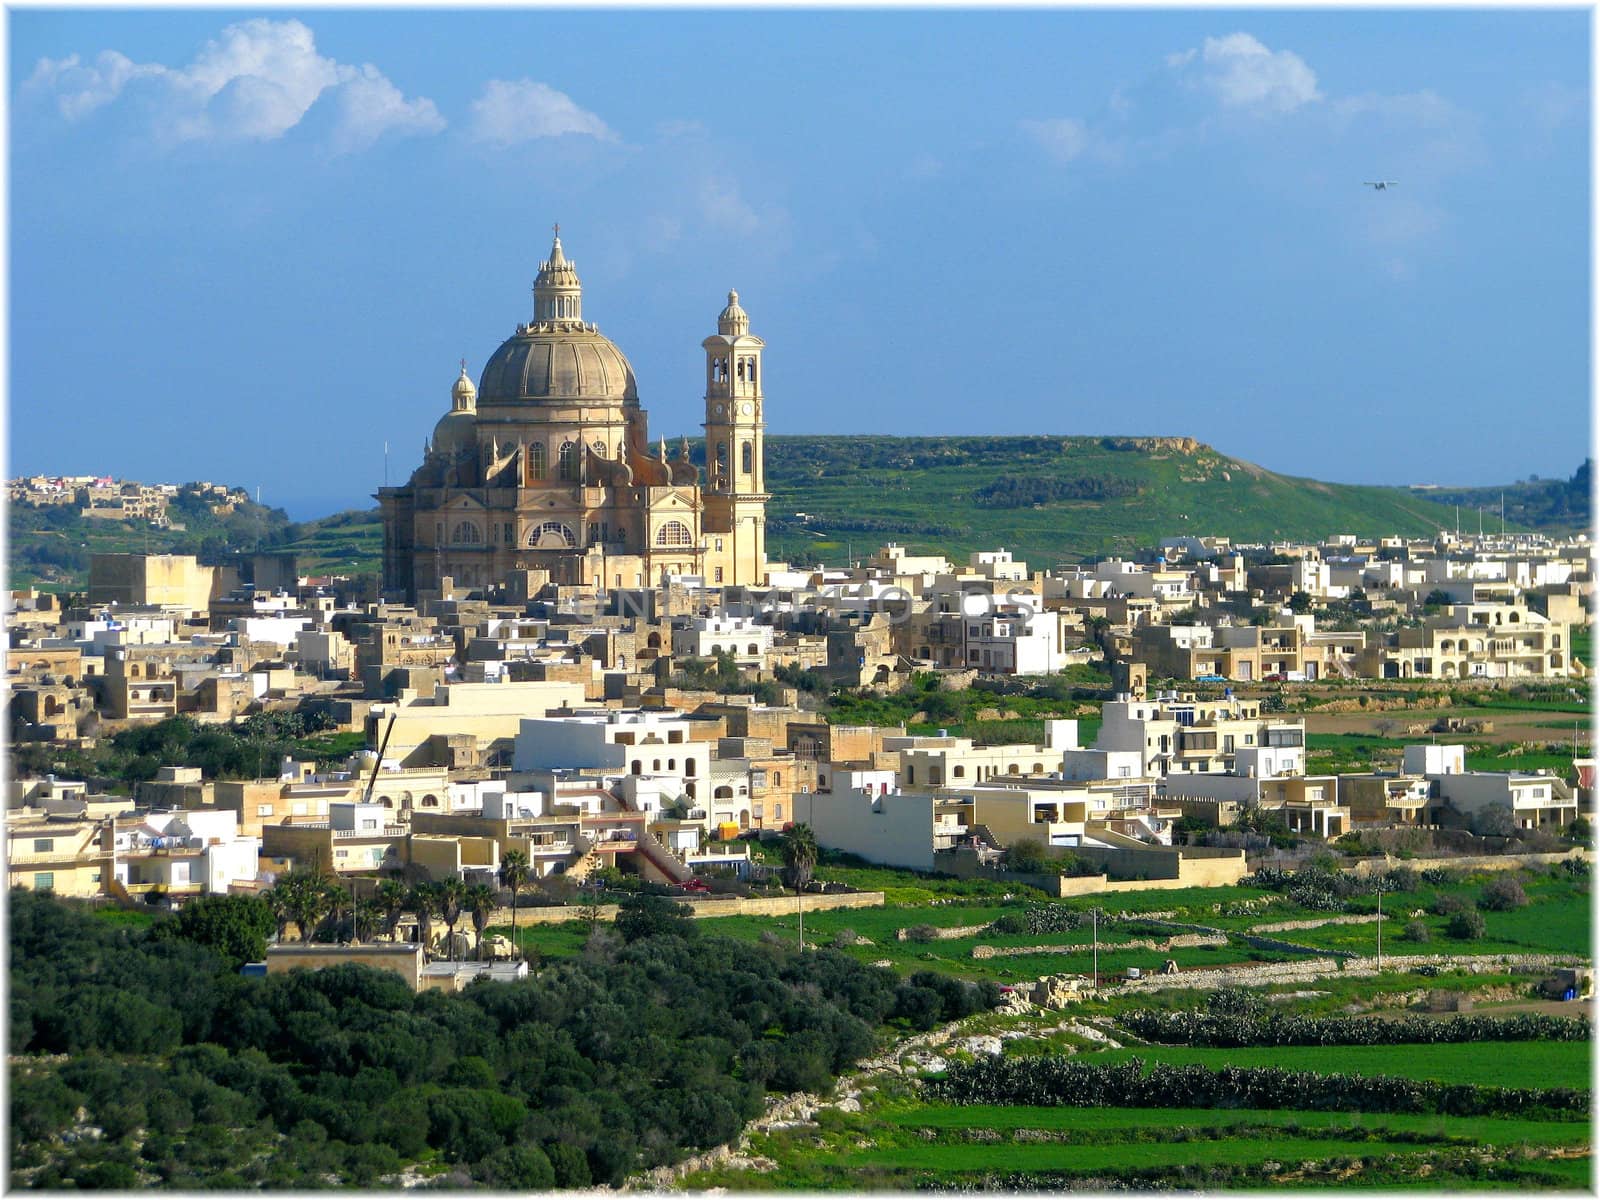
[558,441,578,481]
[715,441,729,482]
[450,520,482,545]
[529,521,577,548]
[742,441,753,476]
[528,443,547,482]
[656,520,692,546]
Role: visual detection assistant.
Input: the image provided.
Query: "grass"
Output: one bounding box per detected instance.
[833,1136,1456,1172]
[1077,1041,1590,1090]
[890,1105,1594,1142]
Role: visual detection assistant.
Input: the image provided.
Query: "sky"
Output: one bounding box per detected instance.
[8,8,1592,519]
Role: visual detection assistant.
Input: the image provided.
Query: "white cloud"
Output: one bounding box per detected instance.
[27,51,165,120]
[1177,32,1321,114]
[24,18,442,149]
[468,79,614,145]
[330,65,445,153]
[1019,117,1091,164]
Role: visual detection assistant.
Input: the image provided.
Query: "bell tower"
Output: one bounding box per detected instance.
[702,290,768,586]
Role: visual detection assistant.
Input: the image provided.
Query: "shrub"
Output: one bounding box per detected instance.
[1477,876,1529,912]
[903,924,940,944]
[1430,894,1468,917]
[1402,919,1430,943]
[1446,910,1487,940]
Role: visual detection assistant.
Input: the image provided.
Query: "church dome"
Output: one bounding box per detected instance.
[477,327,639,405]
[476,230,640,407]
[432,408,476,457]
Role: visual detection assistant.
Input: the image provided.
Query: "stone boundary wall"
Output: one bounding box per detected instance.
[1252,914,1383,934]
[1121,951,1585,994]
[493,890,885,928]
[1346,849,1588,876]
[895,923,991,942]
[971,933,1226,960]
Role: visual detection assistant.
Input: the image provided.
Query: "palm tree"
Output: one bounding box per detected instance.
[436,875,468,962]
[352,897,382,944]
[465,883,498,961]
[263,882,293,944]
[779,824,819,949]
[409,882,440,958]
[375,877,409,942]
[498,850,532,960]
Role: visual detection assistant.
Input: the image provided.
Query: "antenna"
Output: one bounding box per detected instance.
[384,441,390,487]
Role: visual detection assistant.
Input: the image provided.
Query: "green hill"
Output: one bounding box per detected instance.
[757,435,1472,568]
[1406,460,1591,537]
[22,438,1568,590]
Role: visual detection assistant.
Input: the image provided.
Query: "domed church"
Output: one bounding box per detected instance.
[378,231,769,602]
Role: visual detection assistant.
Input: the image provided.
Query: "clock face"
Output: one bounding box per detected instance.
[740,402,754,416]
[714,403,725,415]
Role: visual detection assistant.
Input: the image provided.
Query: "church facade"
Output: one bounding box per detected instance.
[378,233,769,602]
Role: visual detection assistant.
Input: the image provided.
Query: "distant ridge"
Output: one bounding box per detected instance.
[10,438,1582,589]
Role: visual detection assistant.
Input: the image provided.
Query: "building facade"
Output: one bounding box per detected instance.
[378,232,768,601]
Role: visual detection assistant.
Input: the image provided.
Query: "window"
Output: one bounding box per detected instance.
[558,441,578,481]
[32,838,53,853]
[656,520,692,546]
[362,818,378,830]
[256,804,274,817]
[742,441,753,475]
[715,441,729,482]
[714,567,724,583]
[530,521,577,548]
[33,873,54,892]
[450,520,482,545]
[529,442,547,481]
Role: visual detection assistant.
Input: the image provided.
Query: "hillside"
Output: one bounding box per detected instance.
[20,437,1570,589]
[10,493,295,592]
[1408,460,1591,537]
[757,435,1477,568]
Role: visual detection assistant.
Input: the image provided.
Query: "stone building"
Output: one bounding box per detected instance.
[378,231,769,602]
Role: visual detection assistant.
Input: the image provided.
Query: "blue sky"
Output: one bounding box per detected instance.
[9,9,1590,519]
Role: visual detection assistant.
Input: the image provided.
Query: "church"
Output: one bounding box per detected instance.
[378,232,769,603]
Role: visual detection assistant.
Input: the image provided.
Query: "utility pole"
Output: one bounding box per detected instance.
[1092,907,1099,990]
[1376,886,1383,972]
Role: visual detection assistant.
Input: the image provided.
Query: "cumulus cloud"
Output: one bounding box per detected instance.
[330,65,445,152]
[1175,32,1321,114]
[698,178,765,236]
[468,79,614,145]
[24,18,443,150]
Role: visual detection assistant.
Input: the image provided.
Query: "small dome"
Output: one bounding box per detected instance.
[718,289,749,336]
[432,409,476,458]
[452,364,477,407]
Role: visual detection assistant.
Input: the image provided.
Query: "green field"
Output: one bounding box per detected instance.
[1075,1041,1590,1090]
[892,1104,1594,1143]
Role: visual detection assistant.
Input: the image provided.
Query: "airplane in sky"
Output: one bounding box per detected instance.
[1363,181,1399,190]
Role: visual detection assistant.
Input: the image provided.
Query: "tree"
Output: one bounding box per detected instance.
[465,883,498,961]
[267,870,333,943]
[1002,837,1048,874]
[614,893,696,943]
[436,876,468,961]
[1288,590,1313,614]
[375,877,409,942]
[1446,909,1487,940]
[409,882,440,957]
[158,893,275,968]
[1470,805,1520,839]
[1477,875,1529,912]
[497,850,532,960]
[780,823,819,949]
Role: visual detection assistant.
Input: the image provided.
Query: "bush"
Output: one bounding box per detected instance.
[1446,910,1487,940]
[1430,894,1468,917]
[903,924,940,944]
[1402,919,1430,943]
[1477,876,1529,912]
